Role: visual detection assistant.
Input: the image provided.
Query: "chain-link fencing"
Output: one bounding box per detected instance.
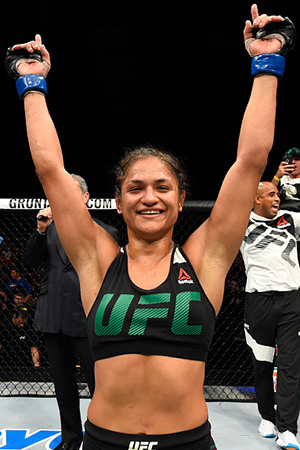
[0,199,254,401]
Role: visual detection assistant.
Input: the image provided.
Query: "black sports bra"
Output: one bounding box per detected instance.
[87,245,216,362]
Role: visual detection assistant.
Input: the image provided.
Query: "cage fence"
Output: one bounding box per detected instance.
[0,199,254,400]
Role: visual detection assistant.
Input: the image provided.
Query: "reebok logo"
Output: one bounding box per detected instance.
[277,216,290,228]
[128,441,159,450]
[178,268,194,284]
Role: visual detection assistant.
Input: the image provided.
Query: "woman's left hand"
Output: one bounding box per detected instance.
[244,4,284,56]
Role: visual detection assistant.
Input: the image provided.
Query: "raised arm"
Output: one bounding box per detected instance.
[6,35,119,311]
[184,5,296,311]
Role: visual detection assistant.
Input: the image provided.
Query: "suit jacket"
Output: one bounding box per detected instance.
[25,218,119,337]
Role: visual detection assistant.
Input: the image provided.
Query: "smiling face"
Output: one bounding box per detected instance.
[254,182,280,219]
[116,156,186,242]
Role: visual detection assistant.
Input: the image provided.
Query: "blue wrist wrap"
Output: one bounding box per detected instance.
[251,54,285,79]
[16,74,47,99]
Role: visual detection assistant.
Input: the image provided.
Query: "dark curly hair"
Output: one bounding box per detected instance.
[114,144,188,197]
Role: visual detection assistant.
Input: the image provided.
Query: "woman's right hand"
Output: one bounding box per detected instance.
[12,34,51,78]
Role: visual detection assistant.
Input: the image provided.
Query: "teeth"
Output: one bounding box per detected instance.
[139,210,160,215]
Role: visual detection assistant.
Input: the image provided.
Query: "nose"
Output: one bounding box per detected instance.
[142,186,158,204]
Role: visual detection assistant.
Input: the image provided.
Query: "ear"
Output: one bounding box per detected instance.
[178,191,186,212]
[83,192,90,204]
[115,195,122,215]
[254,194,260,205]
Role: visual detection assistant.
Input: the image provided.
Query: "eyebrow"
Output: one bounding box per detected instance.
[126,178,172,185]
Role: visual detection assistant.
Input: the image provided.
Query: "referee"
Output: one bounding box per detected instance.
[240,181,300,449]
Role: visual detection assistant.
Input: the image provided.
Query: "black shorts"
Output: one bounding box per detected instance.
[83,419,217,450]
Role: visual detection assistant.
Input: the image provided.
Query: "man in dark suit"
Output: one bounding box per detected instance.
[25,174,119,450]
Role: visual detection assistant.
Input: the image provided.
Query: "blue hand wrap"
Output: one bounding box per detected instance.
[16,74,47,99]
[251,53,285,79]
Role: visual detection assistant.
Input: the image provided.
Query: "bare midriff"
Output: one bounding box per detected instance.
[88,353,207,435]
